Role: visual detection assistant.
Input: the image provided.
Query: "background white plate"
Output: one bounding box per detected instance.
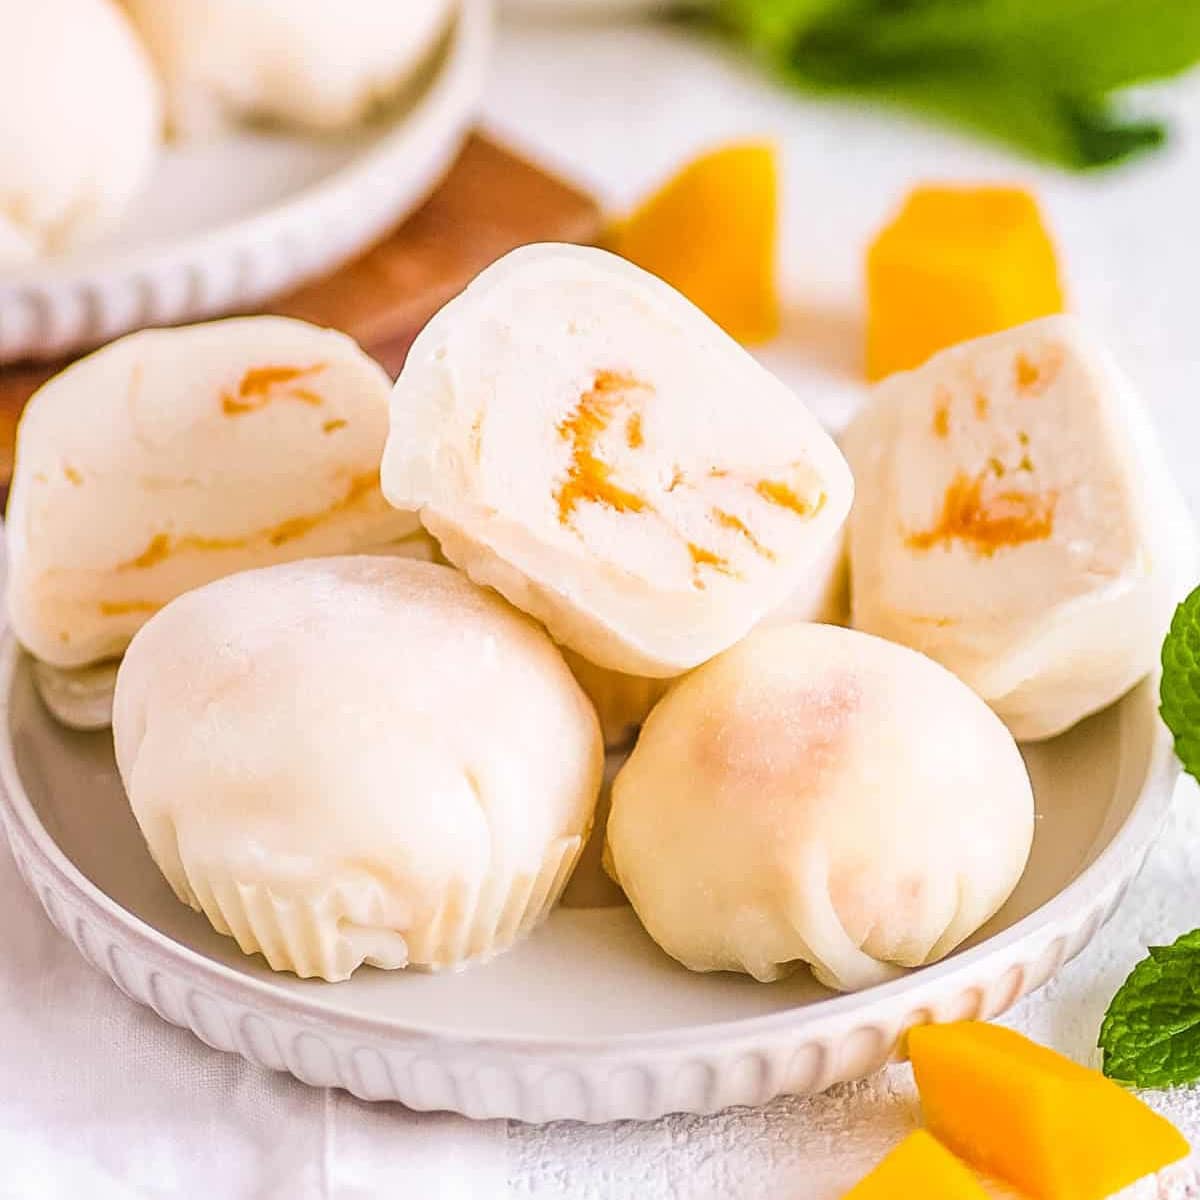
[0,0,492,365]
[0,632,1177,1122]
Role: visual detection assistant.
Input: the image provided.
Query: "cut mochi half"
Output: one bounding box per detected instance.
[6,317,424,688]
[381,244,854,676]
[844,315,1196,741]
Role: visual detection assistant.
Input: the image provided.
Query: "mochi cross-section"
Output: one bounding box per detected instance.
[844,315,1195,740]
[381,244,853,676]
[6,316,424,675]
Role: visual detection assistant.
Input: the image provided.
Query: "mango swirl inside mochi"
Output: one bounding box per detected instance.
[382,244,853,677]
[844,315,1195,740]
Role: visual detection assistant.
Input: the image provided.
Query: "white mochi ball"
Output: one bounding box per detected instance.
[120,0,453,138]
[114,557,604,980]
[0,0,161,264]
[606,623,1034,992]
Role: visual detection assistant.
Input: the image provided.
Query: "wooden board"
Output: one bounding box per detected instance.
[0,134,602,491]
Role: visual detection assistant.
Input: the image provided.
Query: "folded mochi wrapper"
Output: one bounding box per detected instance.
[844,315,1196,741]
[120,0,453,138]
[0,0,161,264]
[606,623,1035,992]
[113,557,604,980]
[5,316,430,728]
[382,244,854,678]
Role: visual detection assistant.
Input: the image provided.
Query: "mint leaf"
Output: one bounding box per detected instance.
[791,0,1200,94]
[1100,930,1200,1087]
[806,69,1166,170]
[1161,585,1200,785]
[707,0,1200,169]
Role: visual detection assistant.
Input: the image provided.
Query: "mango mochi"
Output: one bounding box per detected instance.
[866,184,1064,380]
[606,624,1033,992]
[845,315,1195,741]
[5,316,429,728]
[909,1022,1189,1200]
[382,244,853,678]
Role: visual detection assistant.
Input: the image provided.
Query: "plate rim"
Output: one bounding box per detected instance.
[0,0,493,362]
[0,629,1179,1057]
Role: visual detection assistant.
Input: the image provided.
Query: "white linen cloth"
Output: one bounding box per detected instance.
[4,14,1200,1199]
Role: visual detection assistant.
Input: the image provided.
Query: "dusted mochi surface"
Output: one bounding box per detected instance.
[120,0,452,139]
[567,527,848,748]
[845,315,1196,741]
[5,316,422,670]
[113,557,604,980]
[0,0,161,264]
[606,623,1034,992]
[382,244,853,677]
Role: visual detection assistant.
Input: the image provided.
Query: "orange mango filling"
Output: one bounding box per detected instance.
[909,1022,1189,1200]
[551,369,826,588]
[907,469,1057,556]
[608,141,780,345]
[866,185,1064,380]
[555,370,652,528]
[221,363,327,415]
[101,471,383,614]
[98,599,161,617]
[841,1130,988,1199]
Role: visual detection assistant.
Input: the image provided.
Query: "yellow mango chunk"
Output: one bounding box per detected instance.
[866,185,1064,380]
[909,1022,1189,1200]
[841,1131,988,1199]
[609,141,780,345]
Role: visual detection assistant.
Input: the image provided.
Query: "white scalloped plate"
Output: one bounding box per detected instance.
[0,625,1178,1122]
[0,0,491,365]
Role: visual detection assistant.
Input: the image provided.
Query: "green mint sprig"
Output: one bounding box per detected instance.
[1096,588,1200,1087]
[1161,584,1200,784]
[1100,930,1200,1087]
[705,0,1200,170]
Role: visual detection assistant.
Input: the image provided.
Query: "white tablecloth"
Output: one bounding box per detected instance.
[5,14,1200,1198]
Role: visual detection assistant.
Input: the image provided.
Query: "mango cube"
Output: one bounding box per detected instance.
[909,1022,1189,1200]
[841,1130,987,1199]
[609,141,780,345]
[866,185,1064,380]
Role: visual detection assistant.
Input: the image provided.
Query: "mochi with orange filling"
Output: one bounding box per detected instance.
[845,316,1195,741]
[6,316,427,725]
[606,623,1034,992]
[382,244,854,677]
